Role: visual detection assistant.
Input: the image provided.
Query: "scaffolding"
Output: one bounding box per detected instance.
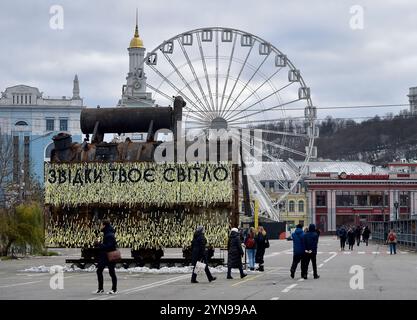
[370,219,417,250]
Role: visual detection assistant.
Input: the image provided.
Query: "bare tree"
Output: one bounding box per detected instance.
[0,133,14,188]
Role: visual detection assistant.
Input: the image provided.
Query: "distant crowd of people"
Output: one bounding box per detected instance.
[336,225,397,254]
[336,225,371,251]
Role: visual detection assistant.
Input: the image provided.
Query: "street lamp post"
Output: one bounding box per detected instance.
[394,201,399,221]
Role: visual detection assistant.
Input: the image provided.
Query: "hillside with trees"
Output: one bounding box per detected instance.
[315,112,417,165]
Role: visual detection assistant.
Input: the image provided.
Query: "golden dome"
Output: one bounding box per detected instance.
[129,25,143,48]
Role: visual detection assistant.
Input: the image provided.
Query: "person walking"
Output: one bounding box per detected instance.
[347,227,355,251]
[227,228,247,279]
[338,226,347,251]
[191,226,216,283]
[301,224,320,280]
[255,226,269,272]
[244,227,257,271]
[355,225,362,246]
[362,226,371,246]
[290,224,305,279]
[387,229,397,255]
[94,219,118,294]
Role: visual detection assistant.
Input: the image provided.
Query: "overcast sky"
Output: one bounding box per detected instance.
[1,0,416,121]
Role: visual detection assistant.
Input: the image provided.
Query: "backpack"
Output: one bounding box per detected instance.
[388,233,396,242]
[245,237,255,248]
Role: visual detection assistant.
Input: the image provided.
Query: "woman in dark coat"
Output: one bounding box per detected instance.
[362,226,371,246]
[191,226,216,283]
[227,228,247,279]
[94,219,118,294]
[255,226,268,271]
[347,228,356,250]
[355,225,362,246]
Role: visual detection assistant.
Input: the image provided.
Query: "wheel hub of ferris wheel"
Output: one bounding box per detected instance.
[144,27,317,220]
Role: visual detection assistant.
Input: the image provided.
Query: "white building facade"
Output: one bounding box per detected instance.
[0,76,84,184]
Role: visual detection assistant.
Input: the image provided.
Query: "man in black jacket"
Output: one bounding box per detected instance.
[301,224,320,280]
[94,219,118,294]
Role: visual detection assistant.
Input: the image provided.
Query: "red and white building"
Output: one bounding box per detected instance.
[303,161,417,233]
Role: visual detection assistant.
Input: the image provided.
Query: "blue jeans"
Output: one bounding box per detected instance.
[247,249,256,269]
[389,243,396,255]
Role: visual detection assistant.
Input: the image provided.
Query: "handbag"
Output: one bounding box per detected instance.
[264,238,270,249]
[194,261,207,274]
[107,249,121,262]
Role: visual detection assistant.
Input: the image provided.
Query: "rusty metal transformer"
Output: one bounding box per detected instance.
[44,97,240,257]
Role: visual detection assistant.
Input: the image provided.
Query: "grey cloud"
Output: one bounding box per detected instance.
[0,0,416,119]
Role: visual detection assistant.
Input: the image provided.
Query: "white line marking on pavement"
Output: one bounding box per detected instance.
[372,252,380,254]
[323,252,337,263]
[318,264,324,268]
[317,252,323,254]
[344,252,352,255]
[358,252,365,254]
[90,274,190,300]
[271,297,280,300]
[0,280,42,288]
[282,284,297,293]
[298,278,304,282]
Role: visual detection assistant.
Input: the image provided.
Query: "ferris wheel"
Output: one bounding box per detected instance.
[144,27,317,220]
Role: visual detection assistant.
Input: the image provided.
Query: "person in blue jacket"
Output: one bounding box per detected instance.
[290,224,305,279]
[301,224,320,280]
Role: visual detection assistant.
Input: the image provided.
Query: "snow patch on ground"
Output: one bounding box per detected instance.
[20,265,257,274]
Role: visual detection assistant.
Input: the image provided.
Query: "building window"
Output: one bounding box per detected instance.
[25,95,27,104]
[15,121,28,126]
[13,136,19,183]
[316,191,326,207]
[46,119,54,131]
[369,193,384,206]
[356,192,368,206]
[336,192,354,206]
[29,95,32,104]
[298,200,304,213]
[289,201,295,213]
[400,192,410,207]
[60,119,68,131]
[13,95,15,104]
[44,143,55,161]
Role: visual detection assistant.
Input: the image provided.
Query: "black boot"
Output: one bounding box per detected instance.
[191,273,198,283]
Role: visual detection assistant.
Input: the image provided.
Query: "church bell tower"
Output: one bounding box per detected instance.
[120,10,154,107]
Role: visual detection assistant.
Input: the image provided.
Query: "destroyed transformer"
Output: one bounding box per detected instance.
[44,96,240,269]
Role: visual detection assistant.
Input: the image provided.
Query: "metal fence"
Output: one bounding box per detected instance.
[370,219,417,250]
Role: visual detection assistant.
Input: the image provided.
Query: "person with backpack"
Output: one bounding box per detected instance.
[362,226,371,246]
[290,224,305,279]
[301,224,320,280]
[255,226,269,272]
[387,229,397,255]
[244,227,257,271]
[337,226,347,251]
